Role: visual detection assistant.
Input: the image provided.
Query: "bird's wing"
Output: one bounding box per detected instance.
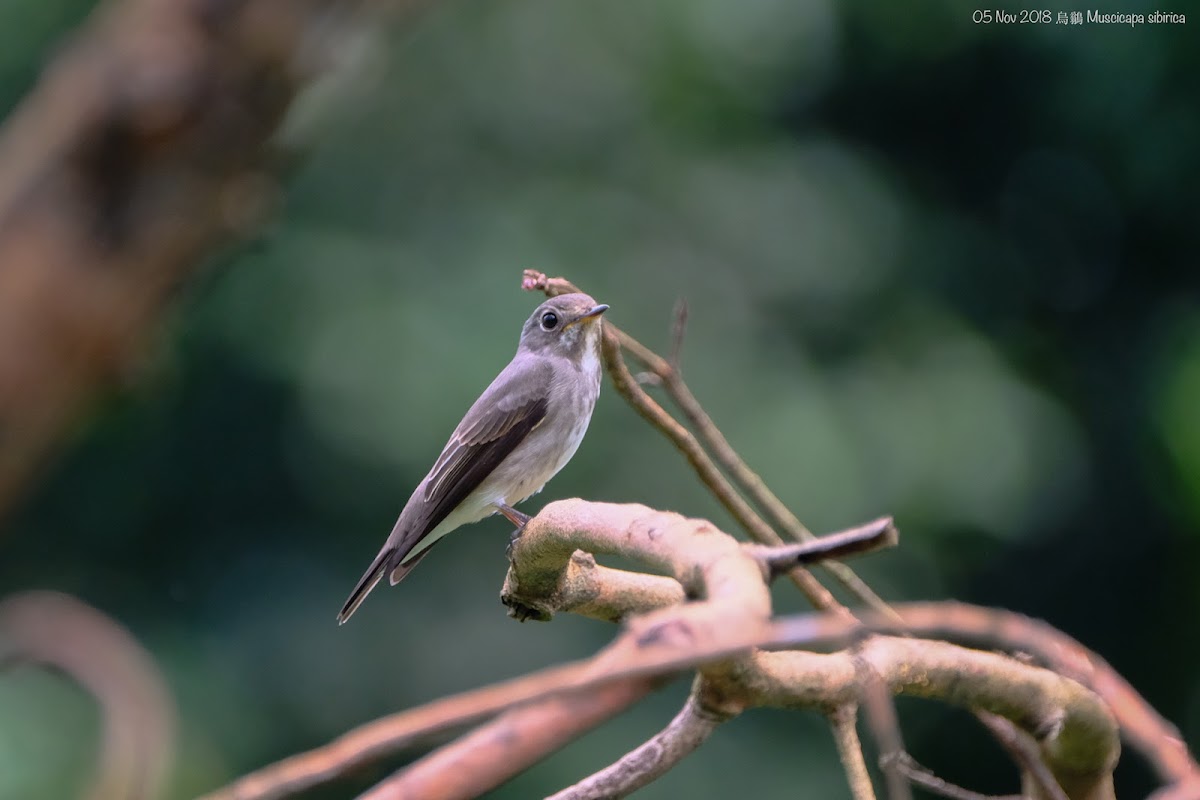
[337,360,552,623]
[407,358,552,547]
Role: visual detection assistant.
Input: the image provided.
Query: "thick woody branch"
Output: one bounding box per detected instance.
[547,678,731,800]
[503,501,1118,800]
[502,501,772,636]
[507,550,686,623]
[502,508,897,623]
[0,591,175,800]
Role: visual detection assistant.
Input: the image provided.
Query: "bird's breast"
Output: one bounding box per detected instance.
[489,366,600,505]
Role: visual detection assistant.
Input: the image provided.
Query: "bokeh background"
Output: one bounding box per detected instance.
[2,0,1198,797]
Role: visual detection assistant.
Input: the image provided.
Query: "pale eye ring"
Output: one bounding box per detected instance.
[541,311,559,330]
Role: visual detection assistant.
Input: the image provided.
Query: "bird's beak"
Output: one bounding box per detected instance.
[562,304,609,330]
[579,304,609,323]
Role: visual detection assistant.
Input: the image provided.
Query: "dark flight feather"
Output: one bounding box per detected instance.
[414,395,548,557]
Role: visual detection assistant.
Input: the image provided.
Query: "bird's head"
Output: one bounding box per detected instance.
[518,292,609,358]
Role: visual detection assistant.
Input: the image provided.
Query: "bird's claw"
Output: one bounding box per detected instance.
[506,526,525,560]
[501,593,552,622]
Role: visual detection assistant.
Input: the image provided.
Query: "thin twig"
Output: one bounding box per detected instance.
[975,711,1069,800]
[889,752,1022,800]
[359,678,655,800]
[854,650,913,800]
[547,679,730,800]
[668,297,688,372]
[748,516,898,577]
[830,704,877,800]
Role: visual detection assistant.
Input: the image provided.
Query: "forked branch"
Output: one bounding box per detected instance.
[206,500,1122,800]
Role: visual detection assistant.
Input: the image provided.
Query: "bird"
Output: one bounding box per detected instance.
[337,292,609,624]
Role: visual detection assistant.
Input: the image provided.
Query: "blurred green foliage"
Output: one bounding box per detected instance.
[2,0,1198,798]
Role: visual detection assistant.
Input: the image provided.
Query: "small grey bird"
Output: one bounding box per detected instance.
[337,292,609,624]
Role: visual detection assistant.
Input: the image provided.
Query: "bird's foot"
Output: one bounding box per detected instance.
[506,531,521,561]
[500,591,552,622]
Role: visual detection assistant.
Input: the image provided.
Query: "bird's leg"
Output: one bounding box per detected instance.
[496,502,531,558]
[496,502,531,528]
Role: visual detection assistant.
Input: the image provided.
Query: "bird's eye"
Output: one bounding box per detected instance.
[541,311,559,330]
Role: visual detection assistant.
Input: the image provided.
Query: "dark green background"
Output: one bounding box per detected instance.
[2,1,1198,797]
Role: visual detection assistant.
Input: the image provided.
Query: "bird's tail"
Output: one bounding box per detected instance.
[337,546,397,625]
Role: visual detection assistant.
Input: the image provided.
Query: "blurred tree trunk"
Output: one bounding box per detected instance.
[0,0,356,518]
